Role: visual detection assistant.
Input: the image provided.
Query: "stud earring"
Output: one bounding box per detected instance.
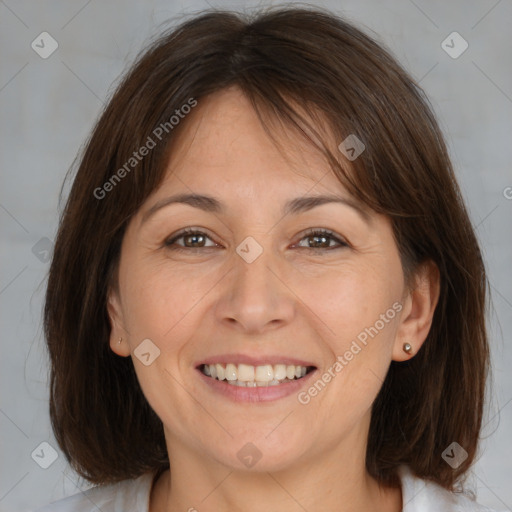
[403,342,413,355]
[118,337,122,344]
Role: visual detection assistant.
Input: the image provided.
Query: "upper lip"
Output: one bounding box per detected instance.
[195,354,317,368]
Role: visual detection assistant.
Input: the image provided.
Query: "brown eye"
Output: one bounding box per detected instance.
[164,228,348,252]
[165,229,217,250]
[295,229,348,250]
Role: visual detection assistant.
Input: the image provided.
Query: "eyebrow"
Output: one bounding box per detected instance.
[140,192,371,225]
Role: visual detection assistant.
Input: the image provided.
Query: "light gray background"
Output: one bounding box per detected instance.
[1,0,511,511]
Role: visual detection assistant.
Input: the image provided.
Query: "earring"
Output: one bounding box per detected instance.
[403,342,413,355]
[118,337,122,344]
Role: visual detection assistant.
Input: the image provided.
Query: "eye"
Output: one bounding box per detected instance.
[164,228,349,252]
[164,228,218,250]
[294,229,348,250]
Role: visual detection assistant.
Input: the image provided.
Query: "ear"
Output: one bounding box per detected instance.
[393,260,440,361]
[107,287,131,357]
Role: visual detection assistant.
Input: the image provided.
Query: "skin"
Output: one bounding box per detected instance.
[107,86,440,512]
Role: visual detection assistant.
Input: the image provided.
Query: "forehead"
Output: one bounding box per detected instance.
[159,86,350,198]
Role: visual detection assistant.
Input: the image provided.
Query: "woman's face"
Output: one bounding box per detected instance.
[108,86,428,473]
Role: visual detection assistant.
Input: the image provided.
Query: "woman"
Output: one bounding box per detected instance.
[37,6,501,512]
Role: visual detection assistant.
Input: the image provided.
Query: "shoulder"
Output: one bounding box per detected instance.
[33,472,155,512]
[399,465,504,512]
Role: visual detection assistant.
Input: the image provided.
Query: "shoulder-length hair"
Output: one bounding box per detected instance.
[44,6,489,490]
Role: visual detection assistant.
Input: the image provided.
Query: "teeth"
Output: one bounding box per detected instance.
[225,363,237,381]
[226,377,298,386]
[255,364,273,382]
[215,364,225,380]
[274,364,286,380]
[237,363,255,382]
[202,363,312,385]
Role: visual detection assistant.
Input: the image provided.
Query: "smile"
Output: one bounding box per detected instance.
[200,363,315,387]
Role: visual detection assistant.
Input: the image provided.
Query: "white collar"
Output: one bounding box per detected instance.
[399,465,497,511]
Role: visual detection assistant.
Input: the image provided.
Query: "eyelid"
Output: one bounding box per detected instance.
[164,227,349,251]
[294,228,349,249]
[164,227,219,248]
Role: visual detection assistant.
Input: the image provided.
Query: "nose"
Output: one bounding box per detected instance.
[215,242,295,335]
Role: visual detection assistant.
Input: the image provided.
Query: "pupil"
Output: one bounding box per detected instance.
[186,234,204,247]
[310,235,327,248]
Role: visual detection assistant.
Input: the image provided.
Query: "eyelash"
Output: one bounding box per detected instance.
[164,228,348,252]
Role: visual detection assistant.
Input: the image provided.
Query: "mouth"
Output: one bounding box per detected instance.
[198,363,316,387]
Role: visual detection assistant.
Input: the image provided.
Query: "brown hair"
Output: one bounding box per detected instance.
[44,5,489,490]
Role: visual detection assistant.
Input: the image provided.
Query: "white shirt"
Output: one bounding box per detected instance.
[34,465,503,512]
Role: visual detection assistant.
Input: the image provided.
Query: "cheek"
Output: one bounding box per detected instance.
[304,263,401,410]
[124,283,176,339]
[298,274,400,434]
[293,261,401,348]
[120,257,214,339]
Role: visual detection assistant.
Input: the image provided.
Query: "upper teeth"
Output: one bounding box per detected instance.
[202,363,309,384]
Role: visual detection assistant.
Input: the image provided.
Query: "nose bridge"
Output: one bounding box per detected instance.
[217,234,294,333]
[236,242,274,297]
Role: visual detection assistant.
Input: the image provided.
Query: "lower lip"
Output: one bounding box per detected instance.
[196,368,317,403]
